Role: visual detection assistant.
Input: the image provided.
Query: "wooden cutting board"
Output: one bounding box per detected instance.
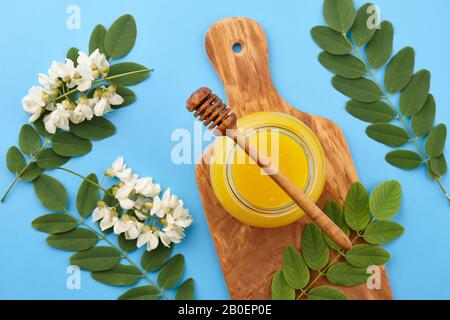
[195,17,392,300]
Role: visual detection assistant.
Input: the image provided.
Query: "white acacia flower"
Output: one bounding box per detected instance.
[133,197,149,220]
[89,49,110,76]
[162,225,185,244]
[135,177,161,197]
[157,230,171,247]
[114,217,143,240]
[48,59,75,83]
[38,73,59,95]
[74,61,94,92]
[92,206,118,231]
[43,104,70,134]
[137,227,159,251]
[166,203,193,229]
[22,86,46,122]
[115,183,136,209]
[69,99,94,124]
[151,189,181,218]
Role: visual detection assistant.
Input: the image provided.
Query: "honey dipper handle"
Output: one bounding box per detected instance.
[227,129,353,251]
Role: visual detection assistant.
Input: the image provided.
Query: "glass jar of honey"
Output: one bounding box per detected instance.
[210,112,326,228]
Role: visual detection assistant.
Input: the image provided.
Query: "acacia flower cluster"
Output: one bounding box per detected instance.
[93,157,193,251]
[22,49,124,134]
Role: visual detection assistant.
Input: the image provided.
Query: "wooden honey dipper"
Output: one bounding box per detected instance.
[187,87,352,250]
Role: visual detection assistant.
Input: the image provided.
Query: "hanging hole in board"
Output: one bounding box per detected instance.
[232,42,243,54]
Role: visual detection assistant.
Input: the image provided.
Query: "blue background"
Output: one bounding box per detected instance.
[1,0,449,300]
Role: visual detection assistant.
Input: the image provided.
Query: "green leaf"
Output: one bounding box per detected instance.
[119,234,138,253]
[366,21,394,69]
[47,228,98,251]
[175,278,195,300]
[344,182,370,232]
[282,246,309,289]
[105,14,137,59]
[271,270,295,300]
[6,146,25,174]
[21,162,42,181]
[332,76,382,103]
[71,117,116,141]
[118,285,161,300]
[366,123,409,147]
[33,174,68,211]
[311,26,352,55]
[345,244,390,268]
[430,154,448,177]
[307,286,348,300]
[113,86,136,108]
[425,124,447,158]
[19,124,41,156]
[384,47,415,93]
[141,244,173,272]
[323,0,355,33]
[66,47,79,65]
[318,52,366,79]
[157,254,185,289]
[323,201,349,250]
[76,173,99,217]
[326,263,370,287]
[70,246,121,271]
[351,3,377,47]
[301,224,329,271]
[400,70,431,116]
[36,148,70,169]
[346,100,395,123]
[385,150,422,170]
[108,62,151,86]
[92,264,142,286]
[52,132,92,157]
[32,213,78,234]
[411,94,436,137]
[363,221,404,244]
[369,180,402,220]
[89,24,107,55]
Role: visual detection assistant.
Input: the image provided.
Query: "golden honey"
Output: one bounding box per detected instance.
[210,112,326,228]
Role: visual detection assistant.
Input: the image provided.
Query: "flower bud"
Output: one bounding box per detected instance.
[151,226,159,232]
[79,96,89,105]
[92,70,100,79]
[102,91,112,99]
[144,202,153,210]
[97,200,106,208]
[111,186,120,196]
[94,89,103,98]
[105,168,114,177]
[108,84,117,93]
[101,66,110,75]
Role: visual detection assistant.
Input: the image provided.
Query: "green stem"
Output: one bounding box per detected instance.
[54,69,153,102]
[347,35,450,203]
[65,211,169,300]
[58,167,111,195]
[1,139,51,203]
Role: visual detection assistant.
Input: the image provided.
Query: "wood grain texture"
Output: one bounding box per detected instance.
[196,17,392,300]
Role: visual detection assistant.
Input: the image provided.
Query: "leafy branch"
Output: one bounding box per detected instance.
[2,14,151,203]
[32,167,194,300]
[272,180,404,300]
[311,0,448,202]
